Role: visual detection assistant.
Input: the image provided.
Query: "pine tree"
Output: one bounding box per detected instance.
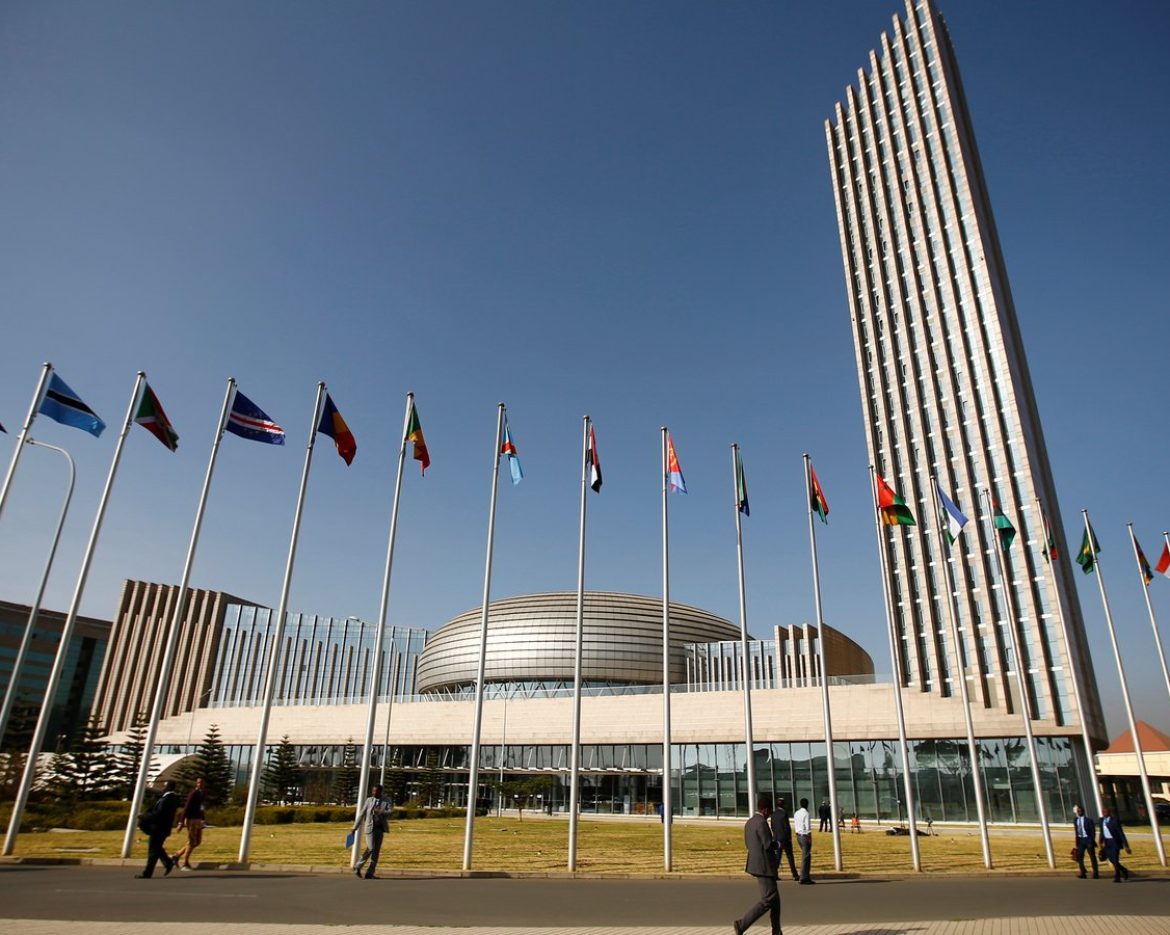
[52,717,116,801]
[198,724,235,807]
[111,714,154,800]
[261,735,300,805]
[330,738,359,806]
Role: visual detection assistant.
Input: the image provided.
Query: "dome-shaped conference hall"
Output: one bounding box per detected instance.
[95,581,1091,823]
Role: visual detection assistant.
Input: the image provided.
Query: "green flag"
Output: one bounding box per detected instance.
[1076,526,1099,574]
[993,503,1016,551]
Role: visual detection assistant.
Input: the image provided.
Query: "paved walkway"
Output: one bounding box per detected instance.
[4,920,1170,935]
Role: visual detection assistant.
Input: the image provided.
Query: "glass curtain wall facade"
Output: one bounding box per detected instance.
[823,0,1103,739]
[161,735,1085,822]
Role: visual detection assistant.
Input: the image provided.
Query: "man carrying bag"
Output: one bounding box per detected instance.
[351,783,391,879]
[135,780,182,879]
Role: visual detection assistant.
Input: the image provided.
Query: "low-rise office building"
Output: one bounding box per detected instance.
[99,582,1092,823]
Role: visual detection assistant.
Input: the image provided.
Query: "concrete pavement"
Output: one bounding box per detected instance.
[0,864,1167,934]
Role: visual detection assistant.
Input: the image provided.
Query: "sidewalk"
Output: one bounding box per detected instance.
[4,919,1170,935]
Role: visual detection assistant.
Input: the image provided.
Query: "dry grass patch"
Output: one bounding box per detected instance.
[9,817,1166,876]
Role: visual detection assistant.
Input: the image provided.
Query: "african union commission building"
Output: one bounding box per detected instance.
[86,0,1105,825]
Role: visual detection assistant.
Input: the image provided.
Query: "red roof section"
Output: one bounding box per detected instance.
[1103,720,1170,754]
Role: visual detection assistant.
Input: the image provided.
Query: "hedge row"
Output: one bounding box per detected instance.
[0,801,474,833]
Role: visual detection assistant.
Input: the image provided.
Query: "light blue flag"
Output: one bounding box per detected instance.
[39,373,106,437]
[501,417,523,485]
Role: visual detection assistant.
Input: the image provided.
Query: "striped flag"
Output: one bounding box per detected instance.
[317,393,356,465]
[226,389,285,445]
[502,416,523,485]
[876,473,914,526]
[666,434,686,494]
[39,373,105,437]
[936,483,967,544]
[809,464,829,524]
[1135,536,1154,586]
[1043,511,1059,562]
[587,424,602,493]
[134,382,179,451]
[405,400,430,474]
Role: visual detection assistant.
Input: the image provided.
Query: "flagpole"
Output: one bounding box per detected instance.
[239,382,325,862]
[1128,525,1170,715]
[0,362,52,526]
[379,645,400,788]
[0,440,75,749]
[731,444,757,823]
[806,455,840,870]
[568,415,590,871]
[982,489,1054,868]
[661,427,673,872]
[352,392,413,867]
[462,402,506,871]
[1037,498,1102,818]
[1084,511,1166,866]
[928,476,991,869]
[868,465,920,871]
[117,377,233,858]
[6,371,145,858]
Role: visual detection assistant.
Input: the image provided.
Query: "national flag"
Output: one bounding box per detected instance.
[936,483,967,544]
[809,464,829,524]
[666,434,686,494]
[1076,525,1100,575]
[317,393,355,465]
[501,417,523,485]
[405,400,430,475]
[876,473,914,526]
[133,382,179,451]
[1134,536,1153,587]
[735,447,749,516]
[1156,542,1170,580]
[1043,511,1059,562]
[225,389,285,445]
[38,373,105,437]
[586,424,602,493]
[992,501,1017,551]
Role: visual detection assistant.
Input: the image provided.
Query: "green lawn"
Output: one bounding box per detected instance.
[8,816,1166,876]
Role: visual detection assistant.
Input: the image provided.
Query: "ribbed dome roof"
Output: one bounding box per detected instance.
[415,591,739,694]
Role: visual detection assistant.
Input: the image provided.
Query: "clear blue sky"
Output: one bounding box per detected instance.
[2,1,1168,742]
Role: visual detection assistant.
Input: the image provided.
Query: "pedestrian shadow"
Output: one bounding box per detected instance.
[835,929,927,935]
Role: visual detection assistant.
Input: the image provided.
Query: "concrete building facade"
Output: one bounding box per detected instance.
[824,0,1104,748]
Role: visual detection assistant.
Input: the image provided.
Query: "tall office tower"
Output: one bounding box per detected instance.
[824,1,1105,748]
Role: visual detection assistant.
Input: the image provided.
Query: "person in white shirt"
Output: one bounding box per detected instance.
[793,797,814,884]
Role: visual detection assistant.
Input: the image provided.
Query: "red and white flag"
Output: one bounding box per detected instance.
[1156,542,1170,580]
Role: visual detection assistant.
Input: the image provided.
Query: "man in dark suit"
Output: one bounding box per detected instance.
[135,780,182,879]
[1072,805,1098,878]
[770,798,800,882]
[818,799,831,833]
[1099,806,1131,882]
[733,796,782,935]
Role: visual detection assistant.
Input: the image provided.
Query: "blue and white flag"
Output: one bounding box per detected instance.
[39,373,106,437]
[226,389,285,445]
[936,482,968,544]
